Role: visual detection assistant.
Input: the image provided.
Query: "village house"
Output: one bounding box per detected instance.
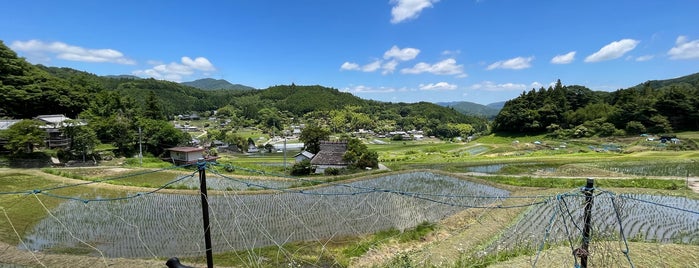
[35,114,85,148]
[166,147,217,165]
[310,141,349,174]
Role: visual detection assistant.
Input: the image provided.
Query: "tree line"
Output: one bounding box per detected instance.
[493,77,699,137]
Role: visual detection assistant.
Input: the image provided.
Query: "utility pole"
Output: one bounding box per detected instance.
[283,137,287,173]
[138,127,143,167]
[575,178,595,268]
[197,159,214,268]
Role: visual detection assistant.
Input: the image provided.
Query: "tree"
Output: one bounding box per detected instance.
[625,121,646,135]
[290,159,313,175]
[1,120,47,154]
[137,119,191,156]
[299,125,330,154]
[61,120,99,160]
[343,138,379,170]
[143,91,166,120]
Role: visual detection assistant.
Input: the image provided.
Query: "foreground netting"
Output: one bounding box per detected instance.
[20,171,511,258]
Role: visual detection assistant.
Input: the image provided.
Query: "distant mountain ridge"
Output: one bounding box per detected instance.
[181,78,256,90]
[437,101,502,118]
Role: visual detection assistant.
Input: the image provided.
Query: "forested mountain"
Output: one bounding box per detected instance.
[493,76,699,137]
[181,78,256,91]
[486,101,506,111]
[437,101,500,118]
[0,40,487,140]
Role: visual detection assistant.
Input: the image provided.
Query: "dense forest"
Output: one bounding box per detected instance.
[493,76,699,137]
[0,40,487,157]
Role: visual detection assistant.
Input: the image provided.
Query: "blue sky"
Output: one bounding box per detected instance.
[2,0,698,105]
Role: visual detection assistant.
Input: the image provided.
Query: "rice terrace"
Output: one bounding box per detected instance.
[1,132,699,267]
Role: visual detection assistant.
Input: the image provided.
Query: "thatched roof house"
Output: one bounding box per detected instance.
[309,141,348,174]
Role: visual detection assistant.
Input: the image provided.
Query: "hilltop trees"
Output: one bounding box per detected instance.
[493,77,699,137]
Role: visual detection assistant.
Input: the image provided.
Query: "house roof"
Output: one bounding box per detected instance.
[310,151,348,165]
[167,147,206,153]
[310,141,349,166]
[35,114,70,124]
[295,151,315,159]
[0,120,20,130]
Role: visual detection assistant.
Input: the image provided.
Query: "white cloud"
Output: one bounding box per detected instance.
[441,50,461,56]
[381,60,399,75]
[487,56,534,70]
[469,81,541,92]
[419,82,457,91]
[340,62,360,71]
[551,51,576,64]
[390,0,439,24]
[343,85,399,93]
[635,55,654,62]
[132,56,216,82]
[362,60,382,72]
[667,35,699,60]
[584,39,639,62]
[340,61,381,72]
[401,58,465,76]
[383,45,420,61]
[342,45,422,75]
[10,39,135,64]
[182,56,215,71]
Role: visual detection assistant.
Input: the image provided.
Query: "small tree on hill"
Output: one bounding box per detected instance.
[1,119,47,154]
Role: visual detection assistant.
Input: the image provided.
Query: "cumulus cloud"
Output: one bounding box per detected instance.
[132,56,216,82]
[384,45,420,61]
[401,58,465,76]
[341,45,420,75]
[182,56,215,71]
[419,82,457,91]
[584,39,639,62]
[340,60,382,72]
[469,81,541,92]
[10,39,135,64]
[487,56,534,70]
[390,0,439,24]
[381,60,399,75]
[667,35,699,60]
[340,62,360,71]
[550,51,576,64]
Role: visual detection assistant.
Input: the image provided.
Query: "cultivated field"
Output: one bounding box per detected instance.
[1,133,698,267]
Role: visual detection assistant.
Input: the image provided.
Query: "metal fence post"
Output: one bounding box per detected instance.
[198,159,214,268]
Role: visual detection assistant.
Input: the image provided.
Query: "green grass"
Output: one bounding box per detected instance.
[0,171,127,244]
[197,221,437,267]
[41,167,195,188]
[475,175,688,190]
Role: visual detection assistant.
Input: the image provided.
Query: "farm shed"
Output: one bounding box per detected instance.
[310,141,348,174]
[167,147,209,165]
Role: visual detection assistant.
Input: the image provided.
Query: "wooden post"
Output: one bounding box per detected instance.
[576,178,594,268]
[198,159,214,268]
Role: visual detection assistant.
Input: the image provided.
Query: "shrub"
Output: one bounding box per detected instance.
[290,160,312,176]
[324,167,340,176]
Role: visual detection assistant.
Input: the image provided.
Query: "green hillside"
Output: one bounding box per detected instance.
[437,101,500,118]
[181,78,256,91]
